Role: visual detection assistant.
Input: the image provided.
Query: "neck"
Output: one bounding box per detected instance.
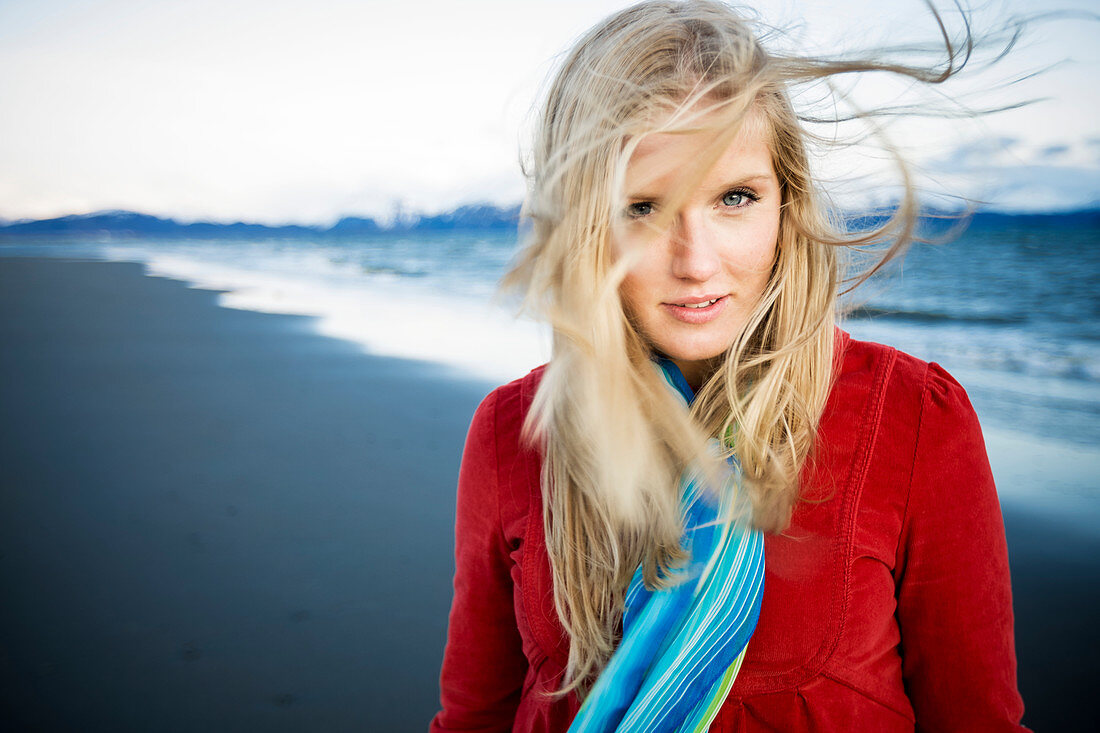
[655,356,701,403]
[671,359,712,393]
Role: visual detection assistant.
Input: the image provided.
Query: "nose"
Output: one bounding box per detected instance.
[669,210,721,282]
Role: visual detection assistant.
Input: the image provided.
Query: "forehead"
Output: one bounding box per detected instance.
[624,111,775,191]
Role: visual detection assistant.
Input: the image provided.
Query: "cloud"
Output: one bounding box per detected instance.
[982,164,1100,210]
[926,137,1020,172]
[924,161,1100,212]
[1039,144,1071,160]
[919,135,1100,211]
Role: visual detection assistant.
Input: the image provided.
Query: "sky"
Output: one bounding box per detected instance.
[0,0,1097,225]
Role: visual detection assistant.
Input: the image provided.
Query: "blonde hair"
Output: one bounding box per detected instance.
[503,0,981,694]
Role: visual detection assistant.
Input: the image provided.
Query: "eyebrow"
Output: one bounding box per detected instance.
[713,174,774,188]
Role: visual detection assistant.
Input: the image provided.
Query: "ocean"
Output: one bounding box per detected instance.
[3,216,1098,512]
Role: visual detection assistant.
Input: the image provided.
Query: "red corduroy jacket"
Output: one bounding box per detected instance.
[431,333,1027,732]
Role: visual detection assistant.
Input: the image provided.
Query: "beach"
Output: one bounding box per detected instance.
[0,257,494,731]
[1,256,1097,731]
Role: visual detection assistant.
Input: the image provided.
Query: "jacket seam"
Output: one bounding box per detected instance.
[521,376,535,640]
[892,361,931,577]
[821,670,916,723]
[825,346,896,677]
[489,389,510,560]
[519,372,557,667]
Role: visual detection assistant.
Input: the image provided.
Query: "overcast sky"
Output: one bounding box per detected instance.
[1,0,1097,225]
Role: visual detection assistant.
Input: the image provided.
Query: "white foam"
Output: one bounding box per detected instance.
[843,317,1100,384]
[99,244,551,385]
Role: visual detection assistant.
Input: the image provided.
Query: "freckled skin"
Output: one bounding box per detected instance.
[615,118,781,389]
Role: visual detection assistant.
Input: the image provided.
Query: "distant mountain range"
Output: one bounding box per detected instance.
[0,203,1097,238]
[0,203,523,237]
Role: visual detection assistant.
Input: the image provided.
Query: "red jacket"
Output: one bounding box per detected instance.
[431,333,1027,732]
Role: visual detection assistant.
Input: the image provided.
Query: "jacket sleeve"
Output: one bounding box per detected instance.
[430,389,528,732]
[895,363,1028,732]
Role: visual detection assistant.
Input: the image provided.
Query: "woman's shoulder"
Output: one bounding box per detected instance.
[823,331,985,492]
[462,366,548,502]
[828,331,988,515]
[457,366,548,543]
[471,364,547,439]
[836,330,974,415]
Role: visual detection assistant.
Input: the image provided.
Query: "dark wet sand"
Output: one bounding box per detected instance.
[0,257,493,731]
[0,257,1095,731]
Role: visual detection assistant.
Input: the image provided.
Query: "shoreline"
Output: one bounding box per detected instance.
[1,256,1095,731]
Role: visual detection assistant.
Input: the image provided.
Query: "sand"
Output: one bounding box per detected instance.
[0,257,494,731]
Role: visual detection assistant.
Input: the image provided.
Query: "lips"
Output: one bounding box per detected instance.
[675,297,720,308]
[662,294,728,324]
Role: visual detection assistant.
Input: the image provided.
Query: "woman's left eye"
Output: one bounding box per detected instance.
[721,189,758,208]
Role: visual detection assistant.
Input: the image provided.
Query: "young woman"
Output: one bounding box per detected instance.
[432,1,1026,730]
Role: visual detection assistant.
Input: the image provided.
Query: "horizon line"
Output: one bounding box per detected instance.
[2,202,1099,235]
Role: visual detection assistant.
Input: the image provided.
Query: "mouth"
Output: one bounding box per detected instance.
[666,294,726,308]
[672,297,721,309]
[662,295,728,324]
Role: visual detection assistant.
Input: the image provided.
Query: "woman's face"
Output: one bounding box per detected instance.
[614,115,781,389]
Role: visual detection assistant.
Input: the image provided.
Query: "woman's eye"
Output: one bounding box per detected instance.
[626,201,653,218]
[721,189,757,208]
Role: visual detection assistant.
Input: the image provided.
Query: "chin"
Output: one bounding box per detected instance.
[660,347,730,374]
[664,337,734,365]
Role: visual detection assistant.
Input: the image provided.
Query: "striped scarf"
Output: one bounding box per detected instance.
[567,359,765,732]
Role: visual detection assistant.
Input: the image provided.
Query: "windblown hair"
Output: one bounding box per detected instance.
[503,0,985,694]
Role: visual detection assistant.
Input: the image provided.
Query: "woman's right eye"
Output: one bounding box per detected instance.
[626,202,654,218]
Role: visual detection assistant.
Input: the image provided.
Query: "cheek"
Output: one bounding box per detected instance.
[614,236,668,312]
[618,269,655,318]
[721,219,779,279]
[743,212,778,269]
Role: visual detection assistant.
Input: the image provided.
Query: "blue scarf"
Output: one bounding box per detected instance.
[568,359,765,732]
